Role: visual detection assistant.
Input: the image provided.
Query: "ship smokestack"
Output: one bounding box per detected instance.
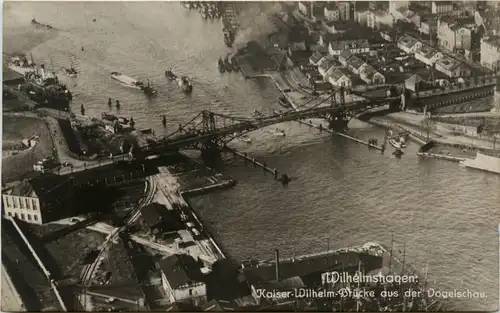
[275,249,280,281]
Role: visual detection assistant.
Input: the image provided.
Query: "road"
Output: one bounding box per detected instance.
[1,265,25,312]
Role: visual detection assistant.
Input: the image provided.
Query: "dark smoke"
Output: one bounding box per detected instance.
[233,2,284,50]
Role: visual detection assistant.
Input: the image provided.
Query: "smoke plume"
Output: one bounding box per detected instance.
[233,2,283,50]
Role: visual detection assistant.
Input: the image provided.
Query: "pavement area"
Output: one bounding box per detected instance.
[1,265,25,312]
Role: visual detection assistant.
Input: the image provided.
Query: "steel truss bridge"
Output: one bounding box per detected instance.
[136,88,400,157]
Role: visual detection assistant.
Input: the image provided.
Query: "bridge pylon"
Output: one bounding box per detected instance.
[327,87,348,133]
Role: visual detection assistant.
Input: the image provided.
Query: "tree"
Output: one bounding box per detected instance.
[420,117,436,141]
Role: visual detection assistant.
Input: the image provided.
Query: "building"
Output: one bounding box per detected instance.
[437,17,480,51]
[359,65,386,85]
[405,74,424,92]
[414,45,444,65]
[326,68,352,87]
[435,56,472,77]
[140,203,182,234]
[2,174,72,225]
[338,50,353,66]
[380,30,396,42]
[318,33,335,48]
[309,51,325,66]
[324,3,340,21]
[389,1,409,16]
[419,17,438,36]
[298,1,311,17]
[367,10,395,30]
[159,254,207,307]
[328,39,370,55]
[354,10,370,26]
[337,2,352,20]
[397,35,423,54]
[346,55,368,74]
[431,1,453,14]
[318,60,336,77]
[480,36,500,71]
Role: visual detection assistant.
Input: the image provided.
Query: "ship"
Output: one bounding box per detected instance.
[111,72,157,96]
[165,69,193,94]
[252,109,264,118]
[278,96,292,109]
[22,65,73,106]
[223,27,235,48]
[460,152,500,175]
[6,54,37,76]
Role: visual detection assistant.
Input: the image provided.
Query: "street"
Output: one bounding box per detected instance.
[1,265,25,312]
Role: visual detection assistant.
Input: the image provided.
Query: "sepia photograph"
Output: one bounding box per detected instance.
[1,0,499,312]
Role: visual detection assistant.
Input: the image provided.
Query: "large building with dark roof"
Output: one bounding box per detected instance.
[158,254,207,307]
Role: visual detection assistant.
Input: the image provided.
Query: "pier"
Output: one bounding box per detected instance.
[417,152,466,162]
[222,146,286,181]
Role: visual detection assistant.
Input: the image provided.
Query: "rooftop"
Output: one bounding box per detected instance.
[140,202,168,228]
[436,56,461,71]
[339,50,353,60]
[328,68,351,81]
[3,68,25,83]
[483,36,500,47]
[3,180,36,197]
[318,60,336,73]
[324,20,354,31]
[398,35,420,48]
[309,51,324,63]
[158,254,204,289]
[360,65,381,79]
[415,44,440,59]
[330,39,370,51]
[346,55,366,70]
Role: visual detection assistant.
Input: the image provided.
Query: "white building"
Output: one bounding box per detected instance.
[326,68,353,87]
[435,56,472,78]
[480,36,500,71]
[397,35,423,54]
[2,181,43,224]
[159,254,207,307]
[414,45,444,65]
[431,1,453,14]
[328,39,370,55]
[367,10,394,30]
[324,3,340,21]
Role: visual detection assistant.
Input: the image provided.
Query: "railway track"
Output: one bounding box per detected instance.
[78,177,156,310]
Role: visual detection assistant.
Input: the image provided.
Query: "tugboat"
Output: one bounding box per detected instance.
[278,96,292,109]
[218,58,225,73]
[141,80,157,97]
[165,69,193,94]
[6,54,37,76]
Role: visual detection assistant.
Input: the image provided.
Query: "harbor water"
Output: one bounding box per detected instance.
[3,2,499,311]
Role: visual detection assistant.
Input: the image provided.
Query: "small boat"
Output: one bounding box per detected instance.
[252,109,264,118]
[65,67,77,77]
[389,138,403,149]
[31,18,53,29]
[269,128,286,137]
[141,80,157,97]
[110,72,144,89]
[165,69,178,81]
[178,76,193,94]
[393,148,404,157]
[278,96,292,109]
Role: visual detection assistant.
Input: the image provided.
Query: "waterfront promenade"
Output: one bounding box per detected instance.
[1,265,25,312]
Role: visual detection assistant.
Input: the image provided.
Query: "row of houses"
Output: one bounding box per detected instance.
[397,35,472,78]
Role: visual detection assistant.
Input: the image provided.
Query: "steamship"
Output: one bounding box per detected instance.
[21,64,73,108]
